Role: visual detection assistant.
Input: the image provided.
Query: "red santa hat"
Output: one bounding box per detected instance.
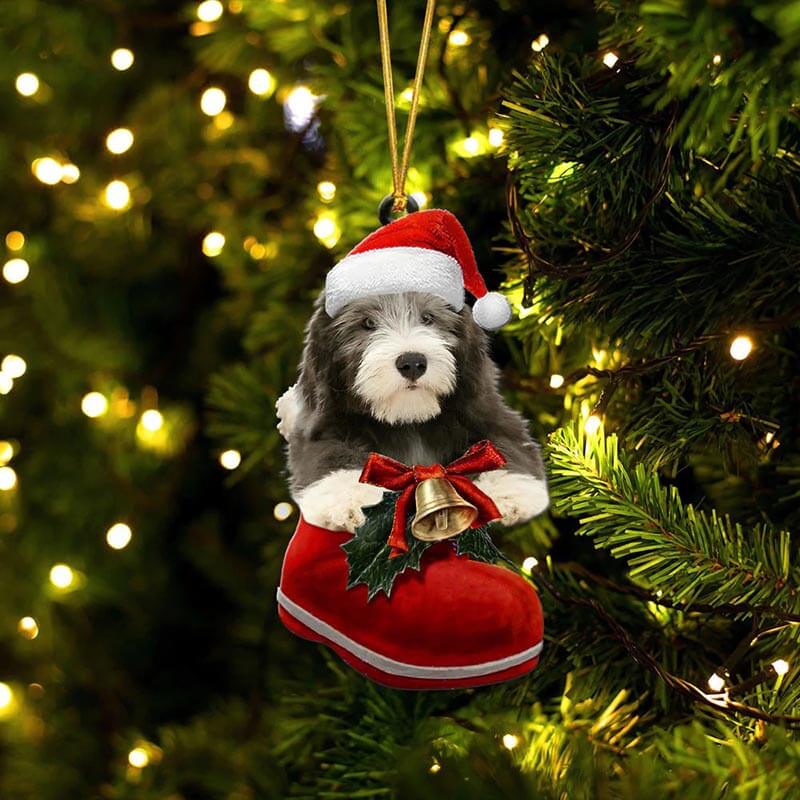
[324,209,512,330]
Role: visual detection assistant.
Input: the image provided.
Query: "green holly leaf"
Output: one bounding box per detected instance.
[456,525,507,564]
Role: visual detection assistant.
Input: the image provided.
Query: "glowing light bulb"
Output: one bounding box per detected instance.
[17,616,39,640]
[712,54,722,66]
[0,466,17,491]
[49,564,74,589]
[106,128,134,154]
[128,747,149,768]
[313,214,340,248]
[317,181,336,202]
[729,335,753,361]
[3,258,29,284]
[0,683,12,711]
[0,441,12,464]
[284,85,319,132]
[273,501,294,521]
[584,414,602,435]
[488,127,504,147]
[602,51,619,69]
[462,136,480,156]
[196,0,224,21]
[200,87,226,116]
[32,157,63,185]
[60,164,80,184]
[140,409,163,432]
[707,672,726,692]
[531,33,549,52]
[111,48,134,71]
[81,391,109,418]
[448,30,470,47]
[429,762,441,774]
[5,231,25,251]
[502,733,519,750]
[219,449,241,470]
[521,556,539,574]
[772,659,790,676]
[549,373,564,389]
[0,374,12,395]
[399,87,414,104]
[248,68,276,97]
[106,522,133,550]
[104,180,131,210]
[2,355,26,378]
[15,73,40,97]
[202,231,225,256]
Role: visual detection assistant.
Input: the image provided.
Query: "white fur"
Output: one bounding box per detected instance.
[276,384,303,441]
[472,291,512,330]
[294,469,385,532]
[354,311,456,425]
[474,470,549,526]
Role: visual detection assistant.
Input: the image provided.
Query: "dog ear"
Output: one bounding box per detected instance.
[296,292,337,412]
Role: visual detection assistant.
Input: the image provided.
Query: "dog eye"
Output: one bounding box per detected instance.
[361,317,376,330]
[421,312,435,325]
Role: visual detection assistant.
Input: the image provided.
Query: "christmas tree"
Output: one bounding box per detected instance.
[2,0,800,796]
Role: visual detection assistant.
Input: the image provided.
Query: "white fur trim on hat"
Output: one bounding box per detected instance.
[472,291,512,330]
[325,246,465,317]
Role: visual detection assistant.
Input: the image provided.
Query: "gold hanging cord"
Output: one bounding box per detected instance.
[376,0,436,213]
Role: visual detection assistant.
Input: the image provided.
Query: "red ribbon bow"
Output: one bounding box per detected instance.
[359,440,506,557]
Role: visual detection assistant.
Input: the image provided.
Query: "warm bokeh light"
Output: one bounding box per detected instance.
[0,466,17,491]
[200,87,226,116]
[0,441,13,465]
[81,391,109,418]
[0,374,12,395]
[111,48,134,71]
[462,136,480,156]
[584,414,602,435]
[140,409,163,432]
[284,85,319,131]
[522,556,539,574]
[488,127,504,147]
[5,231,25,251]
[410,191,428,209]
[196,0,224,21]
[60,163,80,184]
[248,68,276,97]
[773,659,790,676]
[502,733,519,750]
[17,616,39,640]
[0,683,13,711]
[549,373,565,389]
[106,522,133,550]
[32,157,63,185]
[448,30,470,47]
[3,258,30,284]
[707,673,726,692]
[729,335,753,361]
[49,564,75,589]
[531,33,550,52]
[202,231,225,256]
[106,128,134,154]
[128,747,150,768]
[317,181,336,202]
[104,179,131,210]
[219,449,241,470]
[1,355,26,378]
[603,51,619,69]
[313,214,340,248]
[15,72,40,97]
[273,501,294,521]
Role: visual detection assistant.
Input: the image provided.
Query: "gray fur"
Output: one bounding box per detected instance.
[287,291,545,494]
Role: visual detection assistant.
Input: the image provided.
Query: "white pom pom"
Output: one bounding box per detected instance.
[472,292,511,330]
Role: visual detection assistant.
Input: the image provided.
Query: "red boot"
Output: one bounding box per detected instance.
[277,515,543,690]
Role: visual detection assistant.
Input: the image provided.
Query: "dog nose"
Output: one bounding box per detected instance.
[395,352,427,381]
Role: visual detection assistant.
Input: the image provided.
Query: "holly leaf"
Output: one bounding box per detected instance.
[341,492,431,601]
[456,525,509,565]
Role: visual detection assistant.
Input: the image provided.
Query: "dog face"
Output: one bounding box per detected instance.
[303,292,481,425]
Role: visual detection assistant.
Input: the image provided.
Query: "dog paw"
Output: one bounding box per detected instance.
[296,469,385,532]
[474,470,549,526]
[276,385,303,441]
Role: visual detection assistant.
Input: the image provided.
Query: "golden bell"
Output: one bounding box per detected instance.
[411,477,478,542]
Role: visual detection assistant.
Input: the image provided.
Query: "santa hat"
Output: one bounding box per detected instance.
[324,209,512,330]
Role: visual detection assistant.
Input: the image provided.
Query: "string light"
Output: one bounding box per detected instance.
[106,522,133,550]
[317,181,336,202]
[584,414,602,435]
[49,564,75,589]
[0,374,12,395]
[15,73,40,97]
[248,68,276,97]
[284,85,319,132]
[429,761,441,774]
[140,409,163,432]
[111,48,134,71]
[772,659,790,676]
[501,733,519,750]
[602,51,619,69]
[106,128,134,154]
[707,672,726,692]
[549,373,565,389]
[462,136,480,156]
[712,54,722,66]
[202,231,225,257]
[313,214,340,248]
[2,355,26,378]
[32,157,63,185]
[17,616,39,640]
[0,441,13,464]
[5,231,25,251]
[200,87,227,116]
[81,391,109,418]
[522,556,539,574]
[0,466,17,491]
[219,449,241,470]
[104,179,131,210]
[196,0,223,21]
[273,501,294,521]
[128,747,150,768]
[488,127,504,148]
[3,258,30,284]
[0,683,13,711]
[729,335,753,361]
[448,30,470,47]
[531,33,549,52]
[60,164,80,184]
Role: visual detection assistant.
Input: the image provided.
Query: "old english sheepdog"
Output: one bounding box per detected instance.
[276,290,549,533]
